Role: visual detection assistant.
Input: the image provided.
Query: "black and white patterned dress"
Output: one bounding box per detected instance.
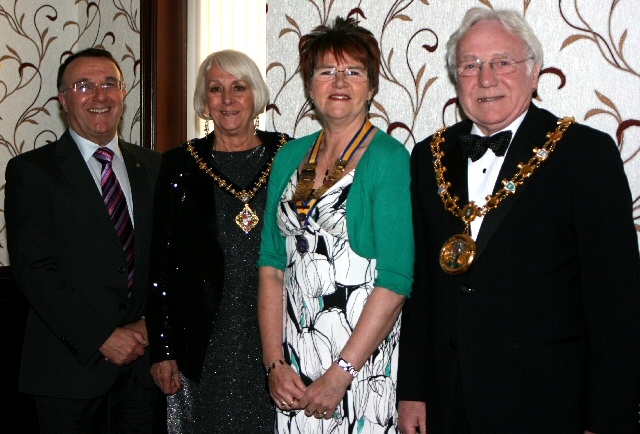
[275,170,401,434]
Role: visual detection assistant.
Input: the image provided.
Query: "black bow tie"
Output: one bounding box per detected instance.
[459,131,512,162]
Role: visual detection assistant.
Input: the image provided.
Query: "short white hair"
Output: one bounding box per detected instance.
[193,49,270,120]
[445,8,544,83]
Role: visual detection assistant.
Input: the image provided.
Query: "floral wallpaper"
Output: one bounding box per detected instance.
[0,0,141,266]
[264,0,640,243]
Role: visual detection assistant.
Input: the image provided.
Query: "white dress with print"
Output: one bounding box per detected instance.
[275,170,400,434]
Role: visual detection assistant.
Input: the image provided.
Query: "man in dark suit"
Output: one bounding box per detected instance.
[397,8,640,434]
[5,48,162,433]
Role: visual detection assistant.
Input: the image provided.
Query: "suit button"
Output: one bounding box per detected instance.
[449,337,458,348]
[119,303,127,311]
[118,266,127,273]
[459,285,474,294]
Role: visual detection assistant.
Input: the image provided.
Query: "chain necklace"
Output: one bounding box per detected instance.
[432,116,575,274]
[290,119,374,226]
[186,133,287,233]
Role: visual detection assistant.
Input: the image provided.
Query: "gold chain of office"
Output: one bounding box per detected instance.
[431,116,575,274]
[186,133,287,233]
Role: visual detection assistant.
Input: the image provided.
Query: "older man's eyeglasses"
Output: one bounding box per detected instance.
[313,67,368,82]
[62,80,125,95]
[455,57,533,77]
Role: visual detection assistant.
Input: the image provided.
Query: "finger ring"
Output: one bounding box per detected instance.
[289,399,295,406]
[281,401,288,407]
[313,410,326,419]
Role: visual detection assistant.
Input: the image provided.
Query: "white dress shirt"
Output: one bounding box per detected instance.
[467,111,527,239]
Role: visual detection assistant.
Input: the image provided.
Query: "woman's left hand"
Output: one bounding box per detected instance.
[297,363,353,420]
[267,360,306,411]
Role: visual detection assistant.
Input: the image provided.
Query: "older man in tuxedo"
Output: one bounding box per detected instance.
[5,48,162,433]
[397,8,640,434]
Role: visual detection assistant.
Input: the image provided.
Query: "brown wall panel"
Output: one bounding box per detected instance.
[142,0,188,153]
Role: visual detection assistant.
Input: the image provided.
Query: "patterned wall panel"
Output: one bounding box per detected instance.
[0,0,141,265]
[265,0,640,242]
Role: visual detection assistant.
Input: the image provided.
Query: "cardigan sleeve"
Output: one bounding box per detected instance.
[347,132,414,296]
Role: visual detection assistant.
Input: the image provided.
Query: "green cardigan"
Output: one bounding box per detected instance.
[258,128,414,296]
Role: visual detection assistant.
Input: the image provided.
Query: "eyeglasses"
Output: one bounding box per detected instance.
[313,67,368,82]
[62,80,125,95]
[455,57,533,77]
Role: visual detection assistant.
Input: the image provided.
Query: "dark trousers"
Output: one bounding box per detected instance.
[449,360,470,434]
[35,365,163,434]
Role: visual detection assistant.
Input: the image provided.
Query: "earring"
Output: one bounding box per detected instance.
[204,119,210,136]
[253,116,259,135]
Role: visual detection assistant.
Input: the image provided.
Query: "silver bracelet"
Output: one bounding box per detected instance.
[334,355,358,377]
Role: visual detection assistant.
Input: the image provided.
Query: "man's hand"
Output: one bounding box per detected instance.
[99,325,147,366]
[123,318,148,343]
[398,400,427,434]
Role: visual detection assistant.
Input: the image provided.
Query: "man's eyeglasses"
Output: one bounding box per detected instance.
[455,57,533,77]
[313,67,368,82]
[61,80,125,95]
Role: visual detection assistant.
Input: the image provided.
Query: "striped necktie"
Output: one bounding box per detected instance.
[94,147,135,293]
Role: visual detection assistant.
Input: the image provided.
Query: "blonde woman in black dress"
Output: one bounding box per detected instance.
[146,49,291,433]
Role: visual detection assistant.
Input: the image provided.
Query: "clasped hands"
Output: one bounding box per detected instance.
[268,360,352,420]
[99,319,148,366]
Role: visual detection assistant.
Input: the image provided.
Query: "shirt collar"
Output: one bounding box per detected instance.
[70,128,122,163]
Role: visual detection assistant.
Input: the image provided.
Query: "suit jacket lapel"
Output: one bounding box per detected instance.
[443,121,473,209]
[56,132,122,246]
[120,140,155,302]
[120,140,152,244]
[474,105,552,259]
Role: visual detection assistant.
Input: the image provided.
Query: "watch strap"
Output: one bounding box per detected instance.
[334,355,358,377]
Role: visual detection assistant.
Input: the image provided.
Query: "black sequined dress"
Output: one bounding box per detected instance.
[148,131,289,434]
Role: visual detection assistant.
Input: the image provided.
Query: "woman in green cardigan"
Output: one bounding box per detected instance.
[257,16,414,434]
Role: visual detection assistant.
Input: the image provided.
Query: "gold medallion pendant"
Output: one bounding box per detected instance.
[439,233,476,275]
[236,203,259,234]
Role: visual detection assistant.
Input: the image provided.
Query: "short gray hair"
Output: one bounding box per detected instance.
[193,49,270,120]
[445,8,544,83]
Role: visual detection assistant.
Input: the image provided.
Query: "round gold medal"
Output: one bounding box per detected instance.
[439,233,476,275]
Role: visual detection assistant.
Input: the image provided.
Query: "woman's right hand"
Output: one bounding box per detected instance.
[267,360,307,412]
[150,359,182,395]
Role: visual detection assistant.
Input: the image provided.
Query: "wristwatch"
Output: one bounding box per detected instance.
[335,355,358,377]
